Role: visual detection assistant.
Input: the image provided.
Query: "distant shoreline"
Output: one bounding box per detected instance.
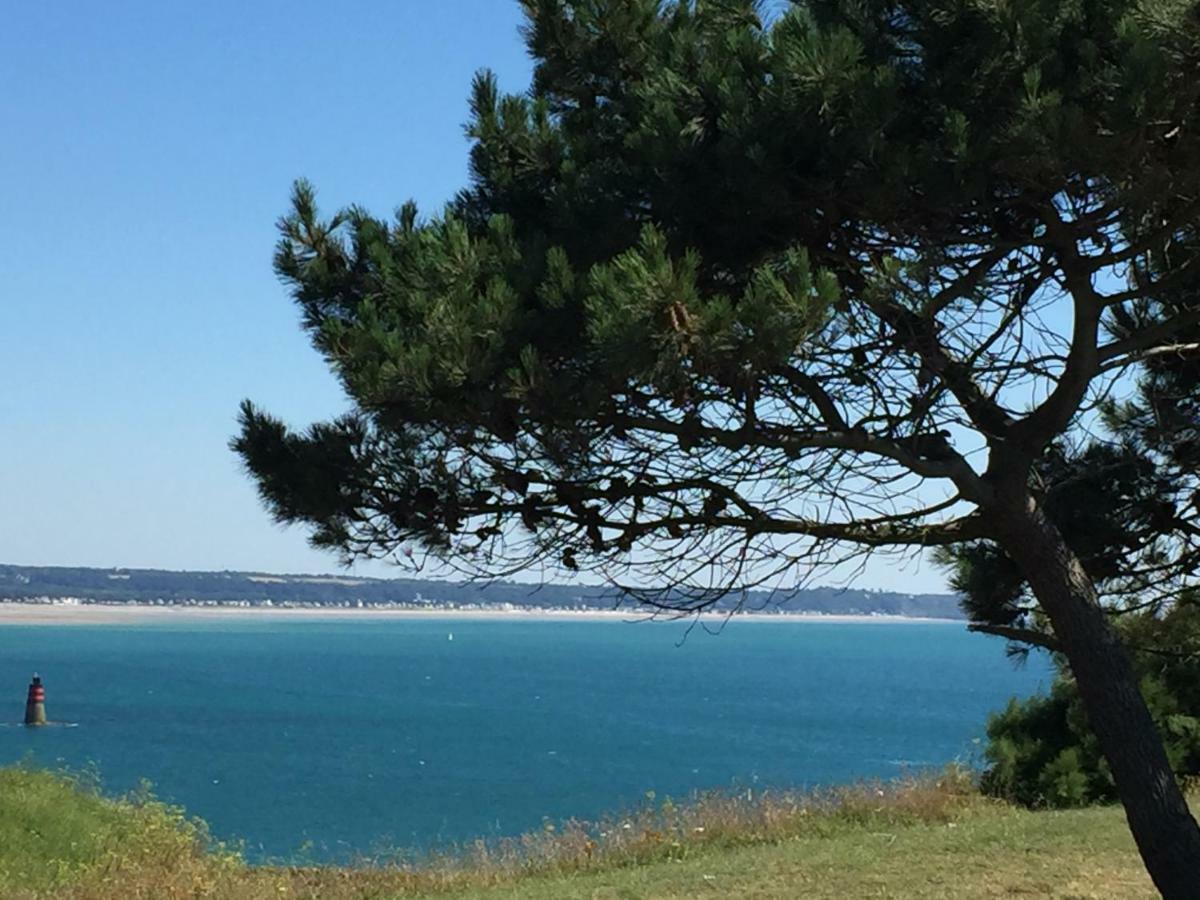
[0,602,961,626]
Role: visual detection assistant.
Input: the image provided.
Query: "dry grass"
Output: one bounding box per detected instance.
[0,765,1164,899]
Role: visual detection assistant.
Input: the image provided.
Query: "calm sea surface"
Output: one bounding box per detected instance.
[0,618,1049,862]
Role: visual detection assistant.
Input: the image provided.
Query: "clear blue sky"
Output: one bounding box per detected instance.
[1,1,947,592]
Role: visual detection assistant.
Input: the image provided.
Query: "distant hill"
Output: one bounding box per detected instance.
[0,563,964,619]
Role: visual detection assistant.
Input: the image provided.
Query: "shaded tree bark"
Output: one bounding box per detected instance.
[993,494,1200,899]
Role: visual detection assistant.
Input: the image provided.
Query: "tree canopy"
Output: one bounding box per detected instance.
[234,1,1200,893]
[239,0,1198,593]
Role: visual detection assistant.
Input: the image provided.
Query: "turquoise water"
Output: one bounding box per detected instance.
[0,618,1049,862]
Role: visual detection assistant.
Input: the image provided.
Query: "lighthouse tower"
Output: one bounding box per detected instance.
[24,674,46,726]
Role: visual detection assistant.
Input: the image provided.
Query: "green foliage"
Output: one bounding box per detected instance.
[0,764,232,895]
[982,602,1200,808]
[234,0,1200,587]
[982,683,1112,808]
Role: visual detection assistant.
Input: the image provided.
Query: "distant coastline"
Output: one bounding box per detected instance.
[0,600,961,626]
[0,563,966,621]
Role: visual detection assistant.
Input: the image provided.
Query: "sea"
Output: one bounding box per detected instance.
[0,617,1051,862]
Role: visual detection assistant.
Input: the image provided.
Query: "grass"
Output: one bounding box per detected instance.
[0,765,240,898]
[0,764,1164,899]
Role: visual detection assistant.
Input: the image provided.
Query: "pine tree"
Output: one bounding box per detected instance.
[233,2,1200,891]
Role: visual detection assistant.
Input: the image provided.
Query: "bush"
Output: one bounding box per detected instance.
[981,603,1200,808]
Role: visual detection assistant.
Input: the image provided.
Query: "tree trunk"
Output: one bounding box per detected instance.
[992,494,1200,899]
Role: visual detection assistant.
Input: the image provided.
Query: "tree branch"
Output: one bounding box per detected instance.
[968,622,1061,651]
[1002,213,1103,459]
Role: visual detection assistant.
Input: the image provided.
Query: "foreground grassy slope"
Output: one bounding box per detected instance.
[0,767,243,899]
[430,806,1153,900]
[0,765,1161,899]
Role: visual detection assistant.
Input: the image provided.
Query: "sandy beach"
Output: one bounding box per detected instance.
[0,602,960,626]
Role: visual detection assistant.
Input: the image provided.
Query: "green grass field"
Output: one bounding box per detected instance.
[0,765,1163,899]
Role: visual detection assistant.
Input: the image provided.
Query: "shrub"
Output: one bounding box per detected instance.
[981,603,1200,808]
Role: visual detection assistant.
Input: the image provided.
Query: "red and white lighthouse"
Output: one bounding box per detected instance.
[24,674,46,726]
